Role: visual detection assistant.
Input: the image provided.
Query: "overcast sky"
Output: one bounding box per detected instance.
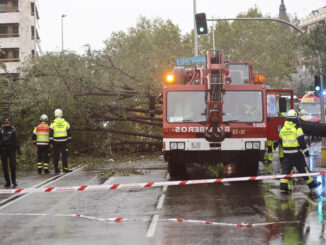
[37,0,326,53]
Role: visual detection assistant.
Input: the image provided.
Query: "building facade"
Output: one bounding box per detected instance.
[300,6,326,33]
[0,0,40,75]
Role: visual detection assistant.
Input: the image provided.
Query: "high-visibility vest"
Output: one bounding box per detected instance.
[50,118,71,142]
[279,121,303,154]
[33,122,50,146]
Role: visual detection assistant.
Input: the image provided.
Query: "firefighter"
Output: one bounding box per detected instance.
[32,114,50,174]
[49,109,72,173]
[276,109,319,196]
[0,118,21,187]
[264,140,274,164]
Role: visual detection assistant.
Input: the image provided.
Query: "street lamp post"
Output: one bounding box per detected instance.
[61,14,66,52]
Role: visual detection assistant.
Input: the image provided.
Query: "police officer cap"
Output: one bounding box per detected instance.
[3,118,10,124]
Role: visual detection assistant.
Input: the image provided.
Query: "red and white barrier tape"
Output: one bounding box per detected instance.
[0,212,299,227]
[0,172,325,195]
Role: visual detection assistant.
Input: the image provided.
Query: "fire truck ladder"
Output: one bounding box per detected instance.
[205,50,226,142]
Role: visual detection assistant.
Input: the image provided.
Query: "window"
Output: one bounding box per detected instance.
[223,91,263,122]
[13,49,19,59]
[12,25,18,34]
[0,50,8,59]
[0,48,19,62]
[0,0,8,11]
[0,25,8,35]
[12,0,17,10]
[228,64,250,84]
[167,91,207,123]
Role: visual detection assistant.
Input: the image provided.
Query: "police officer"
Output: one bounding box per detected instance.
[32,114,50,174]
[49,109,72,173]
[0,119,21,187]
[276,109,319,195]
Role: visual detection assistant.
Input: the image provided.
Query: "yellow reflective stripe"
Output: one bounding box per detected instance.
[44,163,49,166]
[283,149,298,154]
[283,140,297,143]
[280,179,289,183]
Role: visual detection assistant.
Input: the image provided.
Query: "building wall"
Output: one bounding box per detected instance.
[0,0,40,75]
[300,6,326,33]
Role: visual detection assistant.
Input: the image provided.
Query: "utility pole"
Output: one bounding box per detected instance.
[193,0,198,56]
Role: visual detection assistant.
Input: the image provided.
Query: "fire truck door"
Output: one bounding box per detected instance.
[266,91,293,141]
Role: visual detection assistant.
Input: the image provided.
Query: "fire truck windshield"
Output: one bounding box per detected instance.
[167,91,206,123]
[223,91,263,122]
[228,64,250,84]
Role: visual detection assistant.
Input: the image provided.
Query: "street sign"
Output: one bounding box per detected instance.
[176,56,206,66]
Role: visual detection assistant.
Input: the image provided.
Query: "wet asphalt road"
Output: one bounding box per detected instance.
[0,142,325,244]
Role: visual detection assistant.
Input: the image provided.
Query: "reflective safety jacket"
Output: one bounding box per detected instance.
[49,118,71,144]
[279,121,308,156]
[32,122,50,146]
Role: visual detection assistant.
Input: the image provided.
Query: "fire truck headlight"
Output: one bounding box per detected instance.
[245,142,253,149]
[170,142,178,150]
[177,142,185,150]
[253,142,260,149]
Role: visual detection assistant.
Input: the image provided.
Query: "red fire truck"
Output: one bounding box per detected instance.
[162,50,294,177]
[298,91,326,123]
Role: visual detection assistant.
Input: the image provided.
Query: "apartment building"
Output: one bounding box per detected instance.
[0,0,40,76]
[300,6,326,33]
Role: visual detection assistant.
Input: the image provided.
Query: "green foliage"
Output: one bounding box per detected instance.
[299,25,326,74]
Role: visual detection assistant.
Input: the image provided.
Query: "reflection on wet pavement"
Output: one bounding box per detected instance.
[154,141,326,244]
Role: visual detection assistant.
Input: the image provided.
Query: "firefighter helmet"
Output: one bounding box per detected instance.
[286,109,297,119]
[54,109,63,118]
[40,114,48,122]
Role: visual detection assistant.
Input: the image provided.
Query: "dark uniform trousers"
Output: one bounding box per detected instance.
[53,143,68,171]
[1,146,16,185]
[280,152,315,191]
[37,146,50,166]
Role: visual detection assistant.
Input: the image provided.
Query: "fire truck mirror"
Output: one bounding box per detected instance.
[279,97,287,113]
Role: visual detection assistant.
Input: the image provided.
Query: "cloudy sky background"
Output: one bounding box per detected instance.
[37,0,326,53]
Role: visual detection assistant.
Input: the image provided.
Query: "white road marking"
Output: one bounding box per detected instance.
[102,176,116,185]
[156,194,165,210]
[146,214,159,237]
[146,170,169,238]
[0,166,85,210]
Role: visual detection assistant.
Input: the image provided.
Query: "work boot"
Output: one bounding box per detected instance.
[38,168,42,174]
[4,183,10,188]
[44,169,50,174]
[55,169,61,174]
[12,183,17,188]
[63,169,72,173]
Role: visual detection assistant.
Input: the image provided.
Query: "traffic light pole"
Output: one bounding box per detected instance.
[207,16,326,146]
[193,0,198,56]
[316,51,325,124]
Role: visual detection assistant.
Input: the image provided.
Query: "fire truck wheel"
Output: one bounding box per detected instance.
[168,160,186,178]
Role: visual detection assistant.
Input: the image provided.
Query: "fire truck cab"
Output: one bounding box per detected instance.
[162,50,293,178]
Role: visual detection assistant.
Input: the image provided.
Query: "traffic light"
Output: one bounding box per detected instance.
[314,75,321,91]
[195,13,208,35]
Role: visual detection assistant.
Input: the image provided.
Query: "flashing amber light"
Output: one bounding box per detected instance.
[254,75,265,84]
[166,74,175,84]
